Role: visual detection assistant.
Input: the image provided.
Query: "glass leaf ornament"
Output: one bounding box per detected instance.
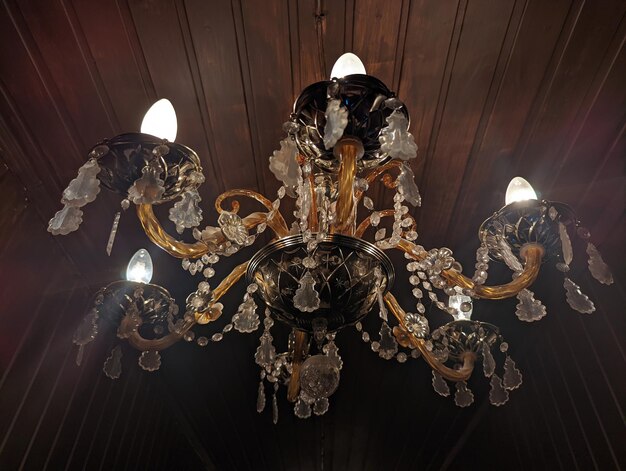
[313,397,330,416]
[515,289,547,322]
[396,163,421,207]
[48,205,83,235]
[255,332,276,370]
[256,380,266,413]
[323,98,348,149]
[432,371,450,397]
[558,222,573,266]
[454,381,474,407]
[61,159,101,207]
[503,356,523,390]
[293,271,321,313]
[378,110,418,161]
[233,296,260,333]
[269,138,302,189]
[324,339,343,370]
[169,189,203,234]
[72,307,99,366]
[138,350,162,372]
[218,211,249,246]
[586,242,613,285]
[563,277,595,314]
[103,345,123,379]
[294,397,312,419]
[378,322,399,360]
[481,341,495,377]
[127,161,165,204]
[489,374,509,406]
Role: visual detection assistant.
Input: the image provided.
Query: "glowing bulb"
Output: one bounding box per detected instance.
[330,53,366,79]
[126,249,153,284]
[140,99,177,141]
[505,176,537,205]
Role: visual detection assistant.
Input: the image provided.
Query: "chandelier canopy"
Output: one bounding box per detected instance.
[48,53,613,421]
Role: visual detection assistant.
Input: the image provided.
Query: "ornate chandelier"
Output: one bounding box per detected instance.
[48,53,613,422]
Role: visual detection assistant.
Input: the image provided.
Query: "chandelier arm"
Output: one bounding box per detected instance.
[194,261,249,324]
[354,209,416,238]
[383,292,474,382]
[137,204,213,258]
[287,330,309,402]
[395,239,544,300]
[214,189,289,237]
[334,138,362,235]
[354,160,402,203]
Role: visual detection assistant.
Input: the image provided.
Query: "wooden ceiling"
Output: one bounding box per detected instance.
[0,0,624,470]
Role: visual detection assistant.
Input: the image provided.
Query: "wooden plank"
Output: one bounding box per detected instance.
[414,0,516,247]
[447,0,573,249]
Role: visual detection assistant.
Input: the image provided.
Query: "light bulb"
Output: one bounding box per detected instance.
[505,176,537,205]
[126,248,153,284]
[330,53,366,79]
[140,98,177,141]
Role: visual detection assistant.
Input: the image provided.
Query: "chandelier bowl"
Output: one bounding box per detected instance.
[247,234,395,333]
[292,74,409,171]
[90,132,202,202]
[479,200,577,263]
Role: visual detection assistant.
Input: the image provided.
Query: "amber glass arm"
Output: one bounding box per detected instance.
[384,292,474,382]
[127,261,249,351]
[395,239,544,300]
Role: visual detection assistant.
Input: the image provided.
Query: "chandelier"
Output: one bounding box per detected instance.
[48,53,613,422]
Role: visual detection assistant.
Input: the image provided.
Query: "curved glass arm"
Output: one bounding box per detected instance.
[127,262,249,351]
[395,239,544,300]
[214,189,289,237]
[384,292,474,382]
[354,209,416,238]
[354,160,402,203]
[334,139,360,235]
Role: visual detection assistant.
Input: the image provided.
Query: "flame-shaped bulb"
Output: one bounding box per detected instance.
[505,177,537,205]
[140,98,177,141]
[126,248,153,284]
[330,53,366,79]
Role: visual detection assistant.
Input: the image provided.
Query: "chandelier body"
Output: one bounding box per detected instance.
[51,62,612,419]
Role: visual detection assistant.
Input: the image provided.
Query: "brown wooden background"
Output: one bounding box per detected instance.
[0,0,624,469]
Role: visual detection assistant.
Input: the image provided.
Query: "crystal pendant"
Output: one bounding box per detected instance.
[559,222,574,266]
[432,371,450,397]
[103,345,123,379]
[269,138,302,190]
[396,163,421,207]
[377,322,399,360]
[293,271,321,313]
[586,242,613,285]
[503,356,522,390]
[323,99,348,149]
[73,308,99,366]
[515,289,547,322]
[48,205,84,236]
[272,385,279,424]
[378,110,417,161]
[61,158,101,207]
[257,380,266,413]
[489,374,509,406]
[294,397,312,419]
[563,277,595,314]
[106,211,121,256]
[169,189,203,234]
[454,381,474,407]
[313,397,330,416]
[481,341,495,378]
[233,295,260,333]
[138,350,162,372]
[127,161,165,204]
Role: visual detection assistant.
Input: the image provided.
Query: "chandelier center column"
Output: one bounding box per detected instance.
[333,137,364,235]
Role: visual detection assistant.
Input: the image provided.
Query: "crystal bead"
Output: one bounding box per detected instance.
[406,231,418,241]
[355,322,363,332]
[223,323,233,333]
[362,332,370,342]
[182,259,191,269]
[183,331,195,342]
[500,342,509,352]
[247,283,259,293]
[198,281,211,293]
[397,352,407,363]
[409,275,420,285]
[197,336,208,347]
[211,333,223,342]
[208,254,219,264]
[412,288,423,298]
[556,262,570,272]
[370,341,380,352]
[203,267,215,278]
[577,226,591,239]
